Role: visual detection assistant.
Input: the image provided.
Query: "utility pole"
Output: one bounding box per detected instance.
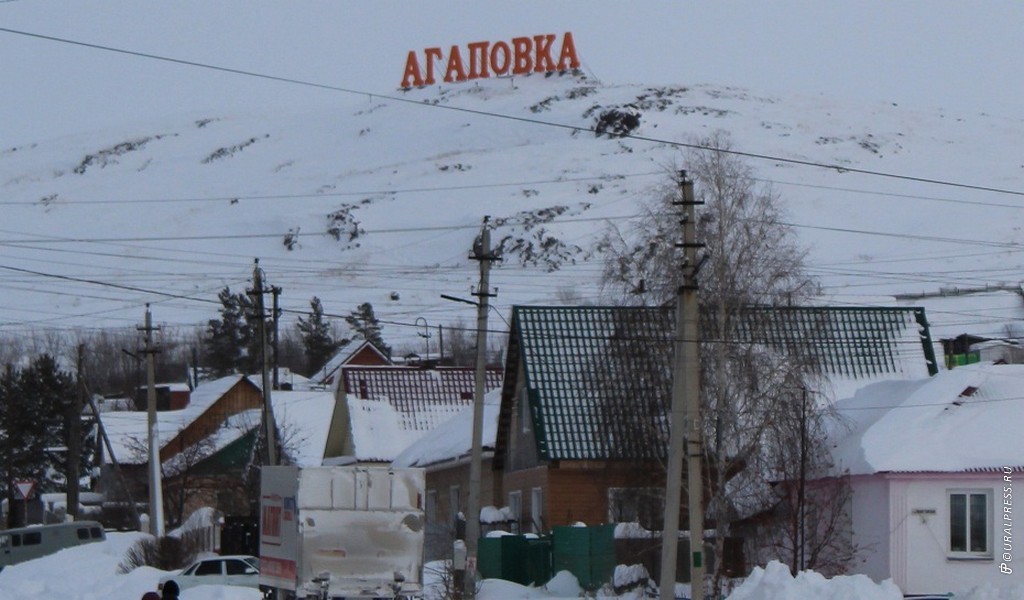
[271,285,282,390]
[464,217,497,599]
[139,305,165,537]
[660,172,704,600]
[250,259,278,466]
[67,344,85,521]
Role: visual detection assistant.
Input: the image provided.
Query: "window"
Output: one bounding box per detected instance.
[225,559,250,575]
[22,532,40,546]
[949,490,991,557]
[519,389,531,434]
[195,559,223,576]
[530,487,544,533]
[426,490,438,524]
[609,487,665,530]
[449,485,461,525]
[77,527,90,541]
[508,491,523,534]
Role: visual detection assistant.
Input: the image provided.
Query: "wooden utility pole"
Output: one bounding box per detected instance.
[250,259,278,466]
[140,305,165,537]
[464,217,497,599]
[660,173,704,600]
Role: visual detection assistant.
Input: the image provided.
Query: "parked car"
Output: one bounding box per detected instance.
[158,555,260,592]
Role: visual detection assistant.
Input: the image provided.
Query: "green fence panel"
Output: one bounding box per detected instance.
[477,535,536,584]
[551,524,616,590]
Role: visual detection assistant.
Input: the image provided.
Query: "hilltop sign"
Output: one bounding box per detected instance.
[401,32,580,88]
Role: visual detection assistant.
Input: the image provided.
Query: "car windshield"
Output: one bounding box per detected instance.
[243,557,259,570]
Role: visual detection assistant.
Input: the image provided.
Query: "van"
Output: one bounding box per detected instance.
[0,521,106,569]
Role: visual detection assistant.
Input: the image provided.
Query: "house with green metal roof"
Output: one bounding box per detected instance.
[492,304,938,537]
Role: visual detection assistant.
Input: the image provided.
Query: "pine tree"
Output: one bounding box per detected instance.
[345,302,390,358]
[296,296,347,376]
[0,355,77,525]
[204,287,261,376]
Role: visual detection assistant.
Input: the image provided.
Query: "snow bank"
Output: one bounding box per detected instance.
[725,561,902,600]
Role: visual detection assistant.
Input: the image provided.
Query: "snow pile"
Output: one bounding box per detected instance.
[725,561,902,600]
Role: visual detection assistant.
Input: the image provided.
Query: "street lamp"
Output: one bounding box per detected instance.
[415,317,431,362]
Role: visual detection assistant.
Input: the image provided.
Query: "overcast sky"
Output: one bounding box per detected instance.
[3,1,1023,145]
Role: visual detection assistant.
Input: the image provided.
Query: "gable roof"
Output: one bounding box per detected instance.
[335,366,503,462]
[315,340,392,387]
[101,374,254,465]
[830,362,1024,475]
[497,304,937,465]
[391,388,503,469]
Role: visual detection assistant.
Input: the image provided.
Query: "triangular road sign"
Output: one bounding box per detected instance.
[14,480,35,500]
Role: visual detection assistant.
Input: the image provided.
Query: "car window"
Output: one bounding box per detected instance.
[194,560,222,576]
[225,559,250,575]
[243,557,259,571]
[76,528,90,540]
[22,532,40,546]
[182,563,200,576]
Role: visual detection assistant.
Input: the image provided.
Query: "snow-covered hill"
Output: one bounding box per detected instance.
[3,69,1024,350]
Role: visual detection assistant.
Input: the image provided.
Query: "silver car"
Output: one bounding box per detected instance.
[158,554,260,592]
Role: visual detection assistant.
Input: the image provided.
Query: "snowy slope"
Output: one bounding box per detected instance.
[2,4,1024,354]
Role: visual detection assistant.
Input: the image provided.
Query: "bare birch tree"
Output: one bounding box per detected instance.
[598,131,853,594]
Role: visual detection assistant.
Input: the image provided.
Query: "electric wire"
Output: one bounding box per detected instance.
[1,25,1022,198]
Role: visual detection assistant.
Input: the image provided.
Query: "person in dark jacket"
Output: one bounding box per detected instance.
[160,580,180,600]
[141,593,161,600]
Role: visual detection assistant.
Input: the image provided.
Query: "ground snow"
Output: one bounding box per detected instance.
[725,561,902,600]
[2,533,1021,600]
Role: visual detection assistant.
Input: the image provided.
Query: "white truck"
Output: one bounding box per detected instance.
[259,465,426,600]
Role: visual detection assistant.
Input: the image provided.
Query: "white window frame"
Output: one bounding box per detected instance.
[425,489,438,524]
[508,490,523,534]
[530,487,544,533]
[449,485,461,525]
[948,488,992,559]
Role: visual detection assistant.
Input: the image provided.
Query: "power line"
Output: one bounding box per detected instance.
[2,25,1022,198]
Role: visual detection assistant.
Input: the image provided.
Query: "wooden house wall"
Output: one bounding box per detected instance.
[159,380,263,463]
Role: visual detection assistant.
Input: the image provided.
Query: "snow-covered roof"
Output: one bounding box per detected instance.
[339,366,503,462]
[391,389,502,468]
[272,390,336,466]
[829,362,1024,475]
[101,374,250,465]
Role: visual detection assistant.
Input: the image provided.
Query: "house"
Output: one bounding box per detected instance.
[314,340,392,388]
[322,365,503,464]
[392,389,504,560]
[99,375,335,523]
[829,361,1024,594]
[493,304,938,539]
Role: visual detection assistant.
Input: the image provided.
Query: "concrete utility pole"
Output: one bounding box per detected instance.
[67,344,85,521]
[250,259,278,466]
[465,216,497,599]
[140,305,165,537]
[660,173,704,600]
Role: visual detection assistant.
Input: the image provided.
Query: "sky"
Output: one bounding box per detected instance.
[3,1,1024,146]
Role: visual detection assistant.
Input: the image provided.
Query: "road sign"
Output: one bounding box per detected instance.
[13,480,35,500]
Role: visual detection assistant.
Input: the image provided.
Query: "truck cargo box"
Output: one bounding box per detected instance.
[260,465,425,599]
